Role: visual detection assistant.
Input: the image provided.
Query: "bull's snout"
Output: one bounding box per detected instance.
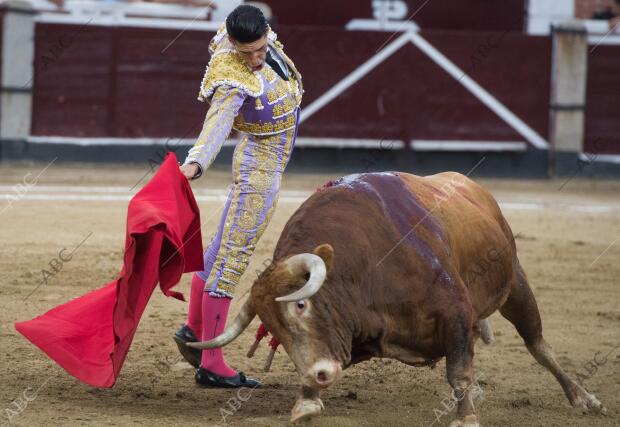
[306,360,342,388]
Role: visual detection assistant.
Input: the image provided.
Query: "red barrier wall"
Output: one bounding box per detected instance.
[267,0,524,31]
[30,18,620,155]
[0,10,4,90]
[585,44,620,154]
[282,28,550,142]
[32,23,552,146]
[32,24,209,137]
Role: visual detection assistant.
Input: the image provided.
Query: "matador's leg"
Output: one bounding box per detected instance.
[205,127,297,297]
[184,189,234,334]
[176,169,239,369]
[196,127,297,377]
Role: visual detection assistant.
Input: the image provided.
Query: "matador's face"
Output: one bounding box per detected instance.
[229,35,268,72]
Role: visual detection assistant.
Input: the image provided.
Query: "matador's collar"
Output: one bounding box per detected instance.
[197,23,302,102]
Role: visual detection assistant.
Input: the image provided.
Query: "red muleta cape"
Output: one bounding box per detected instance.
[15,153,203,387]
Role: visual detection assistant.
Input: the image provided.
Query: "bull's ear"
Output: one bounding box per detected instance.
[313,244,333,273]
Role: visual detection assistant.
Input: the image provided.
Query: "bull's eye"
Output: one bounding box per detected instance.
[287,299,310,318]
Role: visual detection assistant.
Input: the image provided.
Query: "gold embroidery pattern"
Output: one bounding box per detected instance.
[233,113,296,136]
[262,151,279,171]
[266,84,288,105]
[244,193,265,212]
[253,134,291,237]
[282,128,295,167]
[249,170,274,193]
[255,187,281,239]
[237,209,258,230]
[272,96,296,119]
[257,185,281,235]
[254,137,281,170]
[186,89,240,166]
[222,269,241,283]
[255,98,264,110]
[230,228,247,247]
[208,22,228,55]
[216,281,236,296]
[205,136,247,287]
[205,129,296,297]
[261,66,277,84]
[227,257,247,274]
[198,52,263,101]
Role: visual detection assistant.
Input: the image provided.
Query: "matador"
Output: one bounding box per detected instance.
[173,5,303,388]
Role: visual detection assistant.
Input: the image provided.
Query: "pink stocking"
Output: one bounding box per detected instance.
[185,273,204,335]
[200,294,236,377]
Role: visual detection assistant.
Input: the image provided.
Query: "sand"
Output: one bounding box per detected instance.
[0,161,618,426]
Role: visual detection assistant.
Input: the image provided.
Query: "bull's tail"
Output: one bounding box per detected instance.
[478,318,495,345]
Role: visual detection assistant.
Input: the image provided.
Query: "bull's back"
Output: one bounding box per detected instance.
[397,172,517,313]
[398,171,510,239]
[324,171,515,311]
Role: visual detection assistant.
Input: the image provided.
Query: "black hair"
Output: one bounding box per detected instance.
[226,5,268,44]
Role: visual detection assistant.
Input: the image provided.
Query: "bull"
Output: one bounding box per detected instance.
[188,171,605,426]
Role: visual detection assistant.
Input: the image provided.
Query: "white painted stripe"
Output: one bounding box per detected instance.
[0,185,312,197]
[26,136,407,149]
[26,136,209,147]
[3,194,135,201]
[406,32,550,149]
[36,14,221,32]
[2,191,619,214]
[0,185,134,193]
[299,32,412,123]
[0,194,308,204]
[27,135,539,153]
[588,33,620,47]
[579,153,620,164]
[498,202,620,214]
[411,140,527,151]
[345,19,420,32]
[294,138,405,149]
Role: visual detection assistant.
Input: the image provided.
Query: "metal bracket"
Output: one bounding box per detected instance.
[549,103,585,111]
[0,85,32,93]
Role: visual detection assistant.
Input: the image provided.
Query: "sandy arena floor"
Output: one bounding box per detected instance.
[0,161,619,427]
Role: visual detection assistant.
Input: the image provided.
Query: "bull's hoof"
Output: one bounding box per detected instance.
[290,397,324,423]
[571,390,607,415]
[449,414,480,427]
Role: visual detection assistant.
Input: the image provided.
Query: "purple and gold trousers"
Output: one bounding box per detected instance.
[197,114,299,298]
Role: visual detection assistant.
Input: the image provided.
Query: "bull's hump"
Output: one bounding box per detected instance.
[328,172,399,191]
[330,172,449,264]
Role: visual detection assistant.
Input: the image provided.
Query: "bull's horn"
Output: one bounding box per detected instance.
[275,253,326,302]
[186,301,255,349]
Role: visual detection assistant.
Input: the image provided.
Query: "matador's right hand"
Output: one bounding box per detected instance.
[179,163,201,180]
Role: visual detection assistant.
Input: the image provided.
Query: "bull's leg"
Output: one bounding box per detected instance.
[499,263,606,414]
[291,386,324,422]
[443,313,480,427]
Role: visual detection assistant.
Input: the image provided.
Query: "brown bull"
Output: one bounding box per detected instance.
[188,171,605,426]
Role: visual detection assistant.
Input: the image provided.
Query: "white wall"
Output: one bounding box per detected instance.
[527,0,575,35]
[1,2,35,140]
